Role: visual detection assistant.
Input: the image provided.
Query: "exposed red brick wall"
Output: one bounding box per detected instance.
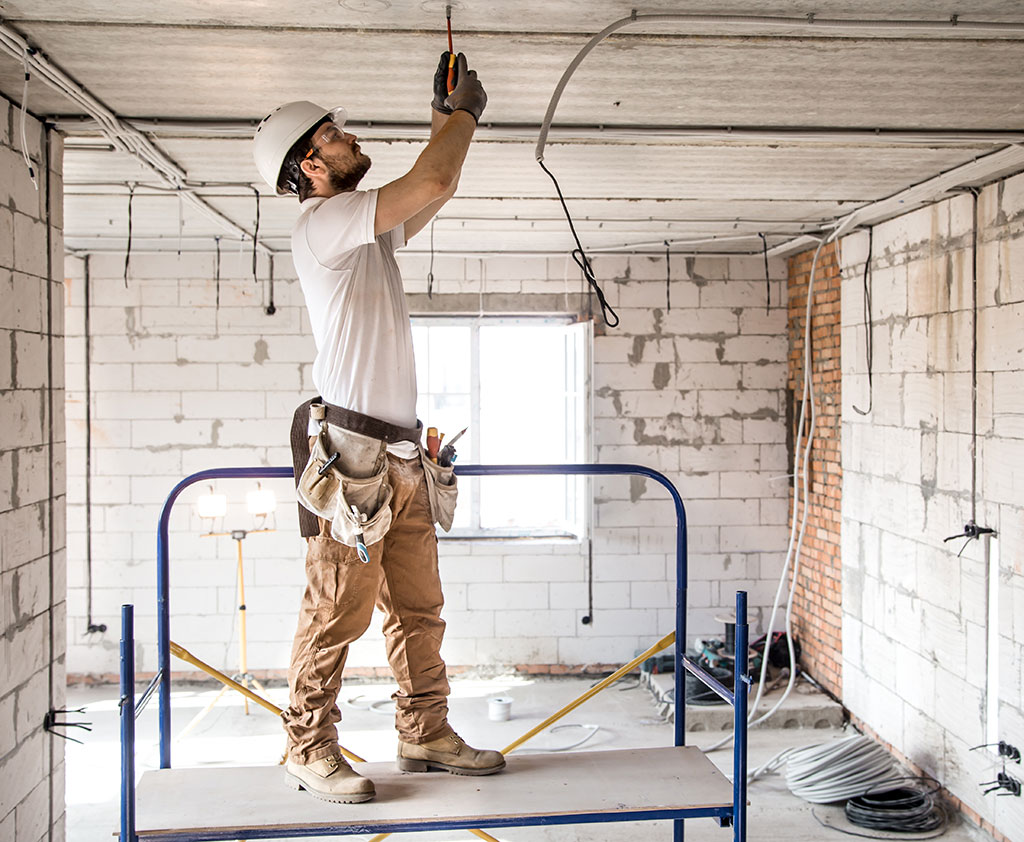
[787,243,843,698]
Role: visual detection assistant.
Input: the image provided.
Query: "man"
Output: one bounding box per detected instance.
[252,52,502,804]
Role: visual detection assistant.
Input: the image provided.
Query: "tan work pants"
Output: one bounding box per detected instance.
[282,453,452,763]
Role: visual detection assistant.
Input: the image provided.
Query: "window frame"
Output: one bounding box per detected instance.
[411,314,592,542]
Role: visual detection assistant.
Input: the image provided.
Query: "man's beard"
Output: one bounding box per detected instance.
[325,153,371,193]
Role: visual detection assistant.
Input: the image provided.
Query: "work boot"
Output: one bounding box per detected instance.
[397,732,506,776]
[285,753,376,803]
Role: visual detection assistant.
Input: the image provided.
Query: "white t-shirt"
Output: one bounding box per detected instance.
[291,189,418,457]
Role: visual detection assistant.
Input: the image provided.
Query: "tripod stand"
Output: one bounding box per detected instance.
[177,528,272,739]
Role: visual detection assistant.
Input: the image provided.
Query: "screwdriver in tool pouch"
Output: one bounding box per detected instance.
[438,426,467,468]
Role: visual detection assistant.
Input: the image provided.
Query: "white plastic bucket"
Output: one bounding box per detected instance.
[487,696,513,721]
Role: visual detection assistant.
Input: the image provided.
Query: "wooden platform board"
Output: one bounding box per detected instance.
[135,746,734,839]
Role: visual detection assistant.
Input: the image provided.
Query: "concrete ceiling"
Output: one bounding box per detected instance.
[3,1,1024,260]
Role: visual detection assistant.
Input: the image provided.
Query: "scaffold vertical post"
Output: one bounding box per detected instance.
[120,604,137,842]
[733,590,749,842]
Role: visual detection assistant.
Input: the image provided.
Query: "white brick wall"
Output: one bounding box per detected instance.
[0,103,65,842]
[64,233,790,682]
[841,172,1024,842]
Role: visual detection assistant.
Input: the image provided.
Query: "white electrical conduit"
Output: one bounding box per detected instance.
[0,22,273,255]
[538,11,947,744]
[56,116,1024,147]
[535,11,1024,162]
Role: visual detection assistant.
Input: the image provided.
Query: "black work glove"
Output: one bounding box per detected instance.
[432,50,454,114]
[444,53,487,124]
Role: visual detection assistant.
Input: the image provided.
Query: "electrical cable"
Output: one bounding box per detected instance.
[703,233,831,754]
[251,187,261,284]
[177,191,184,257]
[664,240,671,311]
[844,778,947,834]
[784,736,897,803]
[533,12,1024,164]
[19,47,37,190]
[265,255,276,316]
[812,808,949,841]
[214,236,222,309]
[852,227,874,415]
[123,183,135,287]
[516,723,601,753]
[537,158,619,327]
[0,23,272,253]
[427,216,436,299]
[759,232,770,314]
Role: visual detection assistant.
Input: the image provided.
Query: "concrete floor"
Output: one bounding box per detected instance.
[67,675,993,842]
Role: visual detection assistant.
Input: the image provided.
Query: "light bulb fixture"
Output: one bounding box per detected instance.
[196,486,227,519]
[246,484,277,517]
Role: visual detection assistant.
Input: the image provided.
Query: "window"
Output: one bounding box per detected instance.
[412,317,589,539]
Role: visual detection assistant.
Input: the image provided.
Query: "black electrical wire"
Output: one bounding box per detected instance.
[580,537,593,625]
[812,777,949,840]
[427,216,436,299]
[664,240,671,311]
[853,226,874,416]
[123,183,135,287]
[537,158,619,327]
[759,232,770,314]
[214,236,221,309]
[252,187,261,284]
[265,255,276,316]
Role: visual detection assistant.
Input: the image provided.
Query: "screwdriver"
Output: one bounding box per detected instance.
[446,5,456,94]
[438,426,467,468]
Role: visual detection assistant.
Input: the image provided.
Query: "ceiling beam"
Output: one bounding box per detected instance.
[54,117,1024,148]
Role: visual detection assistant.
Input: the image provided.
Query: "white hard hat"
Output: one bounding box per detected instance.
[252,101,339,194]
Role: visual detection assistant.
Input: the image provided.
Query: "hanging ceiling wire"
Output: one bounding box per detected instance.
[664,240,672,311]
[123,183,135,287]
[534,11,1024,318]
[251,187,261,283]
[19,46,37,190]
[427,216,437,299]
[759,232,770,314]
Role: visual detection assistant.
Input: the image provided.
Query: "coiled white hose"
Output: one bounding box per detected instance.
[784,735,897,804]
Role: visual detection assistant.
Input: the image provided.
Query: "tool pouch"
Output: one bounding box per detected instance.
[419,445,459,531]
[296,408,393,548]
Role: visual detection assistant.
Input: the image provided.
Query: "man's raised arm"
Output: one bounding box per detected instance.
[375,52,486,237]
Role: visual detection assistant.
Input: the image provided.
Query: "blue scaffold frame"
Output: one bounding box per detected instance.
[119,463,749,842]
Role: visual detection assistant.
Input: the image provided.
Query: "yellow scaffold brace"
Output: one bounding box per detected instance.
[171,630,676,842]
[367,630,677,842]
[169,641,367,765]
